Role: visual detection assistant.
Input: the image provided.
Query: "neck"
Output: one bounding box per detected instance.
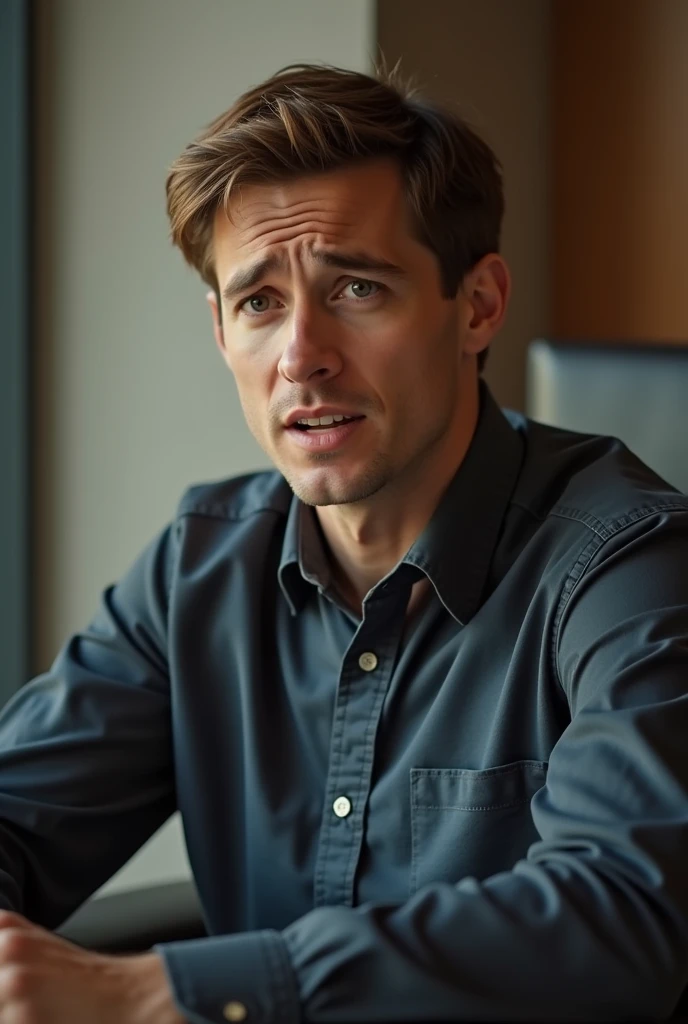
[316,376,480,614]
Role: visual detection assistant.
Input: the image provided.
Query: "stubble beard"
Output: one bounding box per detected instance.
[282,449,393,507]
[274,401,459,508]
[258,382,460,508]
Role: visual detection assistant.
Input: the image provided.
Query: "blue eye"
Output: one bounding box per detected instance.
[242,295,271,313]
[346,280,379,299]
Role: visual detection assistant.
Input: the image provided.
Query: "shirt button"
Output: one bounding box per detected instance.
[223,1002,248,1022]
[333,795,352,818]
[358,651,378,672]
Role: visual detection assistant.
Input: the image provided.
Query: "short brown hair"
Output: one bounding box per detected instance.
[166,63,504,372]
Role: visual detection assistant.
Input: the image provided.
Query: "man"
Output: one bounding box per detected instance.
[0,62,687,1023]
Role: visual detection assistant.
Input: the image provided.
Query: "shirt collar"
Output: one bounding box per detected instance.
[278,492,327,615]
[402,382,524,623]
[278,382,524,623]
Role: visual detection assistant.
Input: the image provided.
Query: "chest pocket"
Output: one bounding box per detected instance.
[410,760,547,894]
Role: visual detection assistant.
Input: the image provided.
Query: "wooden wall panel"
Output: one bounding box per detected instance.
[551,0,688,342]
[377,0,550,410]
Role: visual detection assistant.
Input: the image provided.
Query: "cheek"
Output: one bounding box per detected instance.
[374,317,452,382]
[390,326,461,413]
[228,361,266,425]
[226,340,274,395]
[227,346,285,443]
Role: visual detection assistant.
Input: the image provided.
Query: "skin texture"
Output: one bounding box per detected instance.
[0,911,184,1023]
[1,160,509,1019]
[209,159,510,610]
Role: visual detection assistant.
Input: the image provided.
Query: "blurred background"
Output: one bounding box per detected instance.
[2,0,687,904]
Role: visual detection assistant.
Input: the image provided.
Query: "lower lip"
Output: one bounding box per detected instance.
[285,418,364,452]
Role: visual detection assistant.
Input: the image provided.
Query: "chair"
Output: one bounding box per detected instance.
[526,339,688,494]
[56,878,206,953]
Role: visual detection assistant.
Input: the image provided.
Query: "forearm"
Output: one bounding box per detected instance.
[285,866,686,1022]
[158,860,687,1024]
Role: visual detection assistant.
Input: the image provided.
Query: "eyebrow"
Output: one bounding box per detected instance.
[221,249,406,304]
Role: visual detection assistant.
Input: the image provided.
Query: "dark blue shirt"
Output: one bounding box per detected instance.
[1,384,687,1022]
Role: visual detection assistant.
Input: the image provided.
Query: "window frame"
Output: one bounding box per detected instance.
[0,0,31,704]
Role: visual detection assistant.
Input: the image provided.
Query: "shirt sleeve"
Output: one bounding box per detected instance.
[157,507,688,1023]
[0,524,177,928]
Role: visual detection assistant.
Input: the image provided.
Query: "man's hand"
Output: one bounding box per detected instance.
[0,909,185,1023]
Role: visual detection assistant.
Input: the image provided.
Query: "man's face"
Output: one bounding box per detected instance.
[210,159,484,507]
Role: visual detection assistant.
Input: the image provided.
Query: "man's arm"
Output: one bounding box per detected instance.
[157,507,688,1023]
[0,524,176,927]
[0,520,193,1022]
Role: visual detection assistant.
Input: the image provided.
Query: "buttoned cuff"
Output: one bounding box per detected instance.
[155,929,300,1024]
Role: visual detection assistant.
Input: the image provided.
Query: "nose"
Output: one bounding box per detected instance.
[277,303,343,385]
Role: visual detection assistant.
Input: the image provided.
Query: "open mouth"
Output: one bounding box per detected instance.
[292,414,363,432]
[286,414,366,452]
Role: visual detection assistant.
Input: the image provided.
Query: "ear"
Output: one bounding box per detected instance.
[460,254,511,359]
[206,289,231,368]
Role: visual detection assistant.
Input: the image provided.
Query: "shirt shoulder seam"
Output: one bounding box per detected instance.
[550,499,688,541]
[550,501,688,698]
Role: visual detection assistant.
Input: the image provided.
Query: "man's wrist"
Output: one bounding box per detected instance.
[99,951,186,1024]
[157,930,300,1024]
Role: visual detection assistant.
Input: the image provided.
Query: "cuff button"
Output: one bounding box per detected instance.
[223,1001,248,1022]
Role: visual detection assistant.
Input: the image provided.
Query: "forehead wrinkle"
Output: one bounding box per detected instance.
[242,221,358,255]
[232,192,360,233]
[236,194,349,218]
[235,196,359,232]
[216,174,409,288]
[240,209,358,247]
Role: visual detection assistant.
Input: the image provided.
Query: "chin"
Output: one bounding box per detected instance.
[285,457,392,507]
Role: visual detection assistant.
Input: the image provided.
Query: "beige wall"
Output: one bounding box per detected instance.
[378,0,551,410]
[33,0,374,896]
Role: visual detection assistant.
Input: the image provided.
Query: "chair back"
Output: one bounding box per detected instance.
[526,339,688,494]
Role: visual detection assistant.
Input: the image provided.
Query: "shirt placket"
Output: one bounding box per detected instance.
[313,572,415,908]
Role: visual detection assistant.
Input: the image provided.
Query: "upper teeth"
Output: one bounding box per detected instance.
[297,415,349,426]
